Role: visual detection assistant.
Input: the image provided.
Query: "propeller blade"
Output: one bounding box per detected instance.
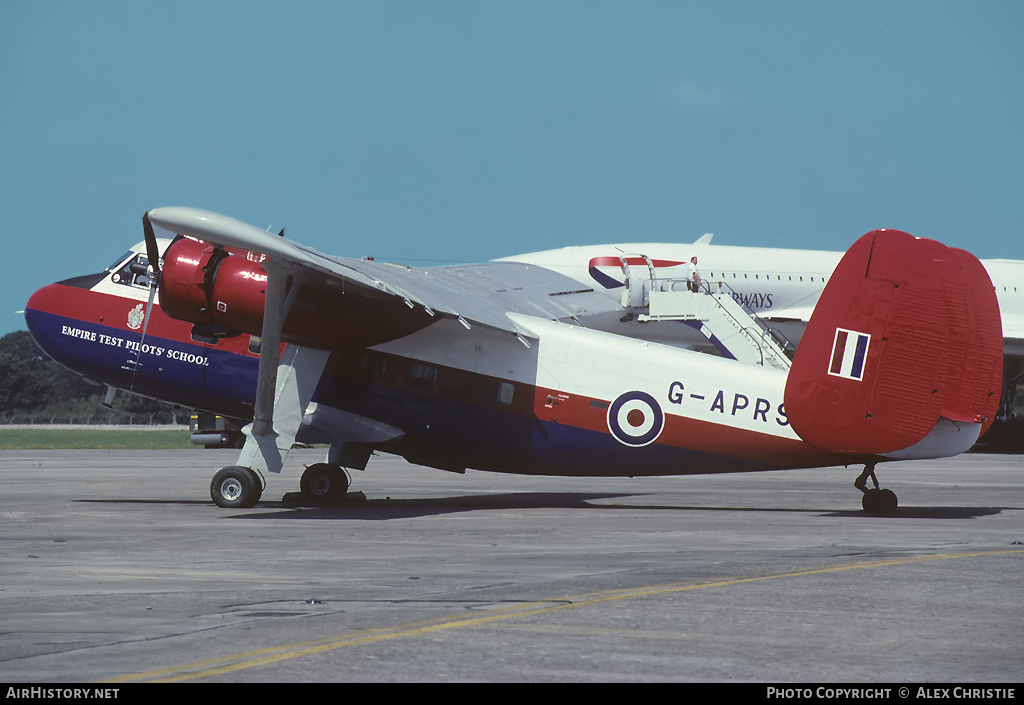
[142,211,162,277]
[131,211,163,391]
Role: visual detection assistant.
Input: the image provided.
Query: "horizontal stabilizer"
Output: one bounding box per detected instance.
[784,229,1002,455]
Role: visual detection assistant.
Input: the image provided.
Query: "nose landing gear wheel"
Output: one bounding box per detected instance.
[211,466,263,508]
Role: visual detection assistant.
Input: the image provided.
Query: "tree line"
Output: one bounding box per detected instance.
[0,330,186,425]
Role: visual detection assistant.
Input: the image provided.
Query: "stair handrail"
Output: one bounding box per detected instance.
[647,273,794,367]
[698,279,797,358]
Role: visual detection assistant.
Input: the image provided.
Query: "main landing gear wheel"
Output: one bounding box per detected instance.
[855,464,898,514]
[210,466,263,508]
[300,463,350,502]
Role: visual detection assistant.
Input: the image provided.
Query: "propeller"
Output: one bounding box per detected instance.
[129,212,163,390]
[143,211,163,279]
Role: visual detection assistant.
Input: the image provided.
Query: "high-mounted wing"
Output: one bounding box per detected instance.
[148,207,620,342]
[146,207,624,479]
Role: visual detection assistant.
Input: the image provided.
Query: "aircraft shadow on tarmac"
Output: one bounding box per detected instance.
[77,492,629,518]
[209,493,1010,521]
[76,494,1011,520]
[822,505,1011,519]
[247,491,635,520]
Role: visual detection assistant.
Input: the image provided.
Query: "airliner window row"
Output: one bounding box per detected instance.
[706,272,821,283]
[705,272,1017,292]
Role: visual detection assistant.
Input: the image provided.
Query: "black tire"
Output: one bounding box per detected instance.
[247,467,264,503]
[211,466,260,508]
[862,488,898,514]
[300,463,349,501]
[877,488,898,513]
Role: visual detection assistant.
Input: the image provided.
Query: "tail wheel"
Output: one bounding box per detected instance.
[211,466,261,508]
[862,488,898,514]
[300,463,350,501]
[855,464,898,514]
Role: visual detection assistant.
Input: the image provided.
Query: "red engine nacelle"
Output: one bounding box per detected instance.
[158,236,437,349]
[160,236,269,334]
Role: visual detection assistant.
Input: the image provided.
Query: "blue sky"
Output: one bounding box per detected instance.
[3,1,1022,336]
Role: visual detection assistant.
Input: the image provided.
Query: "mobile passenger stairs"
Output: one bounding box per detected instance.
[620,256,794,370]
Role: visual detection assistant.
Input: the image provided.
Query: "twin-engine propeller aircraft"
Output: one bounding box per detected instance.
[24,208,1003,513]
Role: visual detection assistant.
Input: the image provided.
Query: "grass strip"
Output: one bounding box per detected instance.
[0,427,196,450]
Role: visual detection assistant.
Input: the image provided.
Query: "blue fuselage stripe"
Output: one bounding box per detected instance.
[26,309,784,476]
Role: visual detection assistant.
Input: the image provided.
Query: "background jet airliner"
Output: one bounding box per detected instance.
[504,237,1024,437]
[24,208,1003,513]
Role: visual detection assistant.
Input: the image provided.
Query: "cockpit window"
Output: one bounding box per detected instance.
[106,250,135,272]
[111,253,157,289]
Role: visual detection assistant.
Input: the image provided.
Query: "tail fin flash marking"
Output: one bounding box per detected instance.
[828,328,870,381]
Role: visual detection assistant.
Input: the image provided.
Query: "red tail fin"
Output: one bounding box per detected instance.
[784,229,1002,455]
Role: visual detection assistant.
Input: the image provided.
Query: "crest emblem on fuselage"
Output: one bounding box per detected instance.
[127,303,145,330]
[607,390,665,447]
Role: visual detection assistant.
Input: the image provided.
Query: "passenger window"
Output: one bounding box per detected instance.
[410,363,438,390]
[360,353,387,381]
[496,381,515,406]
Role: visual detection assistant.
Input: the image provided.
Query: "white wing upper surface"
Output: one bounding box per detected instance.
[147,207,623,340]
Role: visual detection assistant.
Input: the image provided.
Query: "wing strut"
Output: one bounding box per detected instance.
[251,265,288,437]
[238,263,330,475]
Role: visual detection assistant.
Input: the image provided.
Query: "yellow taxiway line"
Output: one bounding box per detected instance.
[102,548,1023,683]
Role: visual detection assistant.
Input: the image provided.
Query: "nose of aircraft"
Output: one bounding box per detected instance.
[25,281,87,371]
[23,272,129,388]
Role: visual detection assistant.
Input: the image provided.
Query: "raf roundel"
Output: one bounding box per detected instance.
[607,391,665,447]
